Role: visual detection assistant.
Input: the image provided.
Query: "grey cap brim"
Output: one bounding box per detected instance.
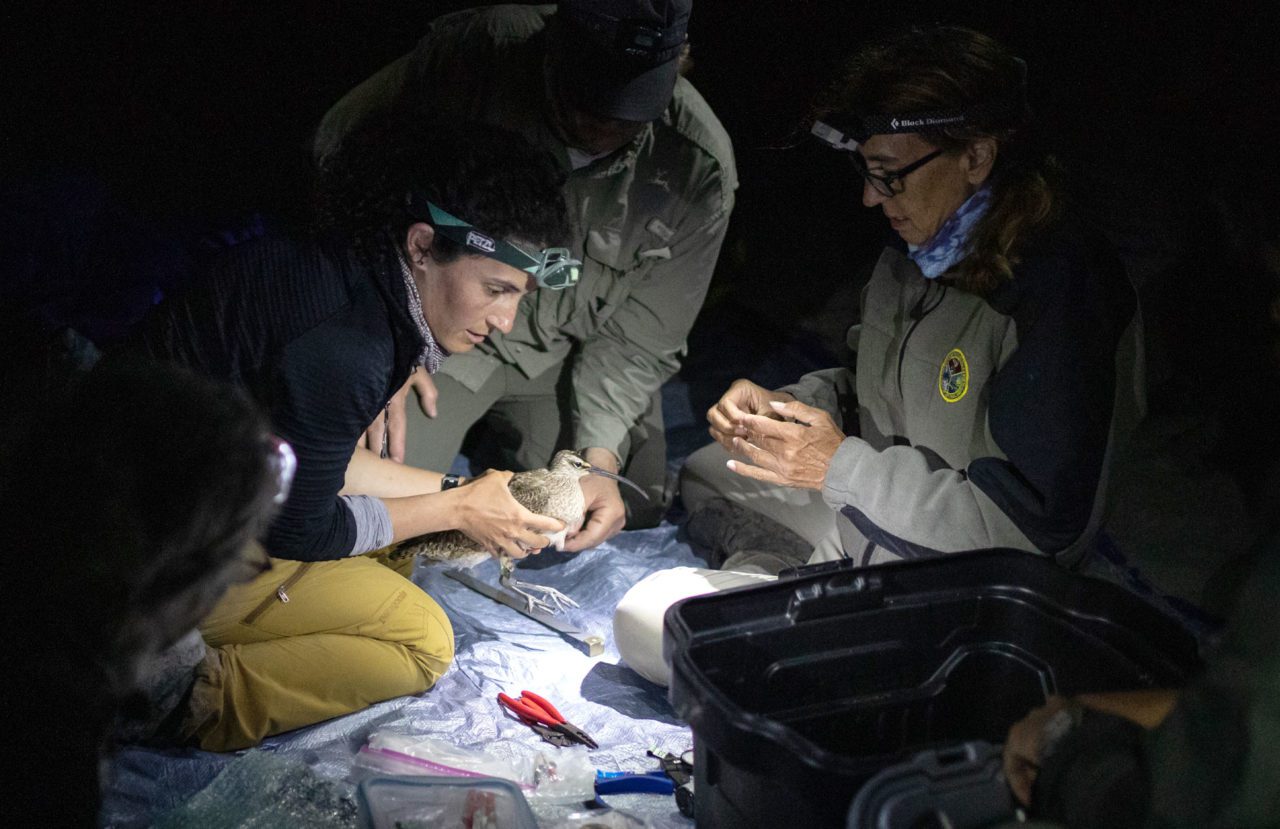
[560,52,679,122]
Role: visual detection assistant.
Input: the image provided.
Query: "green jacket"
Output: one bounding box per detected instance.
[1141,537,1280,827]
[315,4,737,460]
[1035,534,1280,827]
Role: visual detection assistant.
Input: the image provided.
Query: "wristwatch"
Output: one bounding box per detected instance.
[440,474,464,491]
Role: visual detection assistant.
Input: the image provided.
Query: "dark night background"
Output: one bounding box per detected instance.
[5,1,1279,603]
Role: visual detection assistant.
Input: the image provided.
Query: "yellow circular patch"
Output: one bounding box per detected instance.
[938,348,969,403]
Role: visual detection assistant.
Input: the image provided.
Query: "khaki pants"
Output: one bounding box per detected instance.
[681,440,904,569]
[188,550,453,751]
[403,358,669,528]
[680,439,847,565]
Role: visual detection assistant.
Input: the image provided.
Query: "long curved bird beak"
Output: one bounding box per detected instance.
[587,466,650,500]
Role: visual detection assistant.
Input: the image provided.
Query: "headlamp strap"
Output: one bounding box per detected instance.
[560,5,688,64]
[406,194,580,289]
[812,57,1029,149]
[414,197,534,270]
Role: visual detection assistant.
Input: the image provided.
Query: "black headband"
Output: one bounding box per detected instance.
[820,57,1029,145]
[559,5,688,64]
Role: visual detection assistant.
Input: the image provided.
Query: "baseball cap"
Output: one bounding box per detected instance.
[552,0,691,122]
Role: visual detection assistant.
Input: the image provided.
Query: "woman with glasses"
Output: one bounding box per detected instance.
[127,116,575,750]
[681,25,1140,572]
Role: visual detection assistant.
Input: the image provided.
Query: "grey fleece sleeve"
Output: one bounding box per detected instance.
[821,438,1037,556]
[339,494,394,555]
[777,325,861,431]
[777,367,858,432]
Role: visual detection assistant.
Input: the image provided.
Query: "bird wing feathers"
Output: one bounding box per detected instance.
[389,467,587,565]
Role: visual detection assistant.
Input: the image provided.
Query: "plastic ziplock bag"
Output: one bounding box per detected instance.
[353,730,595,804]
[549,807,654,828]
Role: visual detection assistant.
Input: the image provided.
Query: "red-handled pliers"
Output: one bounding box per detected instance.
[497,690,599,749]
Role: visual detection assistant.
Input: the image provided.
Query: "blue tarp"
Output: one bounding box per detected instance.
[102,523,705,828]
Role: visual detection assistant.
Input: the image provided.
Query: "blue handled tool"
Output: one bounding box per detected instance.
[595,770,676,796]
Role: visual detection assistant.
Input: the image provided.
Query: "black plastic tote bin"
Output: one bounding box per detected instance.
[665,550,1201,828]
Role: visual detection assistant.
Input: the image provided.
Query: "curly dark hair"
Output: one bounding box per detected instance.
[817,26,1060,294]
[2,358,280,679]
[1,357,281,822]
[314,113,570,267]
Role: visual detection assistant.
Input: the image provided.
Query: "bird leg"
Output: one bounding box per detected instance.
[498,554,579,615]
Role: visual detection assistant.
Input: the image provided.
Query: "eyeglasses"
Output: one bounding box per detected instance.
[413,197,582,290]
[848,148,945,198]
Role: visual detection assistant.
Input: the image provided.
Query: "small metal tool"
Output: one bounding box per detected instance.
[444,568,604,657]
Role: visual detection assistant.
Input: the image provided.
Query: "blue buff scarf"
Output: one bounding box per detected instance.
[907,184,992,279]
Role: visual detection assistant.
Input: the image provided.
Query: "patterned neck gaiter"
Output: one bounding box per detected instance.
[907,183,992,279]
[397,252,448,374]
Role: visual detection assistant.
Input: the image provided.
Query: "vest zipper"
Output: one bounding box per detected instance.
[896,281,947,398]
[243,562,314,624]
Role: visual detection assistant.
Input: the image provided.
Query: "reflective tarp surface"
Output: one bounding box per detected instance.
[102,524,704,828]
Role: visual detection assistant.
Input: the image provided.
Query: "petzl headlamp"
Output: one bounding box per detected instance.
[408,195,581,290]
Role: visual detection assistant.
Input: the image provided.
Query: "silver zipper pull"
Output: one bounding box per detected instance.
[380,403,390,459]
[276,585,290,603]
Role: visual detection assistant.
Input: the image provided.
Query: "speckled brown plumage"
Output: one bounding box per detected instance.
[388,450,593,570]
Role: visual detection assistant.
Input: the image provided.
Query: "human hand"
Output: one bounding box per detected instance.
[453,469,565,559]
[407,368,438,418]
[706,379,794,451]
[562,448,626,552]
[724,399,845,491]
[1002,695,1074,807]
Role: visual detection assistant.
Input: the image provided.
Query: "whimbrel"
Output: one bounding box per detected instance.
[390,450,647,613]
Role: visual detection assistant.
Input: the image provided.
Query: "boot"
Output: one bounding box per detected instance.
[684,497,812,570]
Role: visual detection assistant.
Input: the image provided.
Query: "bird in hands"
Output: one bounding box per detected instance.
[390,450,648,613]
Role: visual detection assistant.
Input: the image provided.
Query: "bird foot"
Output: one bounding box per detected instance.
[502,576,580,615]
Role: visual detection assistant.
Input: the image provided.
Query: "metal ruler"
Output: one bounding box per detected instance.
[443,569,604,657]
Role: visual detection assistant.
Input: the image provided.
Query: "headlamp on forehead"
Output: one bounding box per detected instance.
[811,109,971,150]
[559,4,689,64]
[407,195,581,290]
[811,57,1029,152]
